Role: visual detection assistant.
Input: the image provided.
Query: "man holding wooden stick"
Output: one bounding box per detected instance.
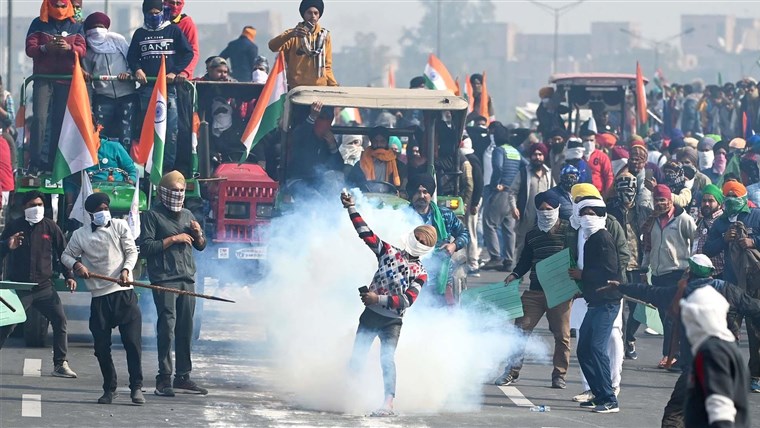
[61,193,143,405]
[140,170,207,397]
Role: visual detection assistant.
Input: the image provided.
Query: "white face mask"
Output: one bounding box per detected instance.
[580,215,606,237]
[537,208,560,232]
[251,69,268,84]
[24,206,44,224]
[92,210,111,227]
[698,150,715,170]
[583,141,595,158]
[86,27,108,42]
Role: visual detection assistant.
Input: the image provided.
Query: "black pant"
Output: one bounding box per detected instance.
[90,290,143,392]
[153,280,195,379]
[661,369,688,428]
[747,287,760,378]
[30,80,70,171]
[0,285,68,364]
[652,270,685,357]
[623,271,645,343]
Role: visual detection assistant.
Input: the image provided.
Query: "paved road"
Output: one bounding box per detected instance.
[1,270,759,427]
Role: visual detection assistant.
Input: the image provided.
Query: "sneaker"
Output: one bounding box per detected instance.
[97,390,118,404]
[573,390,594,402]
[751,378,760,393]
[592,401,620,413]
[173,375,208,395]
[625,341,638,360]
[131,388,146,405]
[494,370,519,386]
[645,327,660,335]
[52,361,77,378]
[497,260,511,272]
[551,377,566,389]
[481,259,503,271]
[467,269,481,278]
[579,400,597,408]
[155,378,175,397]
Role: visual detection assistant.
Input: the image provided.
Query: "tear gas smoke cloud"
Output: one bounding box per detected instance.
[245,187,549,414]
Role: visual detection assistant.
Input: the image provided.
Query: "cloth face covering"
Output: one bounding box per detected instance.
[698,151,715,170]
[723,196,748,217]
[403,230,435,257]
[158,186,185,212]
[144,12,165,30]
[25,206,44,224]
[537,207,560,232]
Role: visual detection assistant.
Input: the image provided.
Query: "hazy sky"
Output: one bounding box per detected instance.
[4,0,759,52]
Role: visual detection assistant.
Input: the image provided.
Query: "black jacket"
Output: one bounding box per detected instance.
[580,229,622,306]
[0,217,71,286]
[140,205,206,284]
[464,153,484,207]
[219,36,259,82]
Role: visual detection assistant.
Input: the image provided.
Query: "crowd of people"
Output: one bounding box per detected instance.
[0,0,755,425]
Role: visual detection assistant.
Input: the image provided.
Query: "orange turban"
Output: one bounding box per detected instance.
[243,27,257,42]
[596,133,618,149]
[722,180,748,198]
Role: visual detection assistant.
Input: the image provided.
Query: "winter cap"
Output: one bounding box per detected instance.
[143,0,163,13]
[698,137,716,151]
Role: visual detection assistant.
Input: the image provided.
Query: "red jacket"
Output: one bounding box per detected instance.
[587,150,614,195]
[25,17,86,75]
[175,14,199,78]
[0,136,14,193]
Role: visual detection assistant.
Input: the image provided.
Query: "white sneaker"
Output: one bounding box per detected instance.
[573,390,594,402]
[52,361,77,378]
[645,327,660,335]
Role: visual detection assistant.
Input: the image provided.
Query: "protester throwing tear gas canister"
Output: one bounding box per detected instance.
[341,191,435,418]
[140,171,207,397]
[406,174,469,306]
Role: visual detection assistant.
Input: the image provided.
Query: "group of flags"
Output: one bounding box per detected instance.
[422,54,490,122]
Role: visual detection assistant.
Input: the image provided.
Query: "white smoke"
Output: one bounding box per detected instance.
[238,188,548,414]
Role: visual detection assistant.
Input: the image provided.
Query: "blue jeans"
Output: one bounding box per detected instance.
[94,93,136,150]
[577,302,620,404]
[349,309,402,398]
[138,85,178,173]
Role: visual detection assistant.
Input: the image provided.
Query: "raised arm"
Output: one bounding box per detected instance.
[342,193,383,256]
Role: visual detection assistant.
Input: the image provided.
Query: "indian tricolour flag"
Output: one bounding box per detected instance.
[423,54,457,94]
[52,52,99,181]
[135,55,167,185]
[240,52,287,162]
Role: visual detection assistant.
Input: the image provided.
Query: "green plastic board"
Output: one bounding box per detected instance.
[0,290,26,326]
[460,280,523,320]
[535,248,581,308]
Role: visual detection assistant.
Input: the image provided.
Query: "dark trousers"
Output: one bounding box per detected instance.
[89,289,143,392]
[31,80,70,170]
[508,290,571,380]
[652,270,685,357]
[93,93,136,150]
[174,84,193,178]
[747,287,760,378]
[0,285,68,364]
[349,308,402,398]
[661,369,688,428]
[577,302,620,404]
[623,271,646,343]
[153,280,195,379]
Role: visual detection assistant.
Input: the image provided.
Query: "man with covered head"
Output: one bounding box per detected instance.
[546,164,578,221]
[406,173,469,306]
[704,180,760,392]
[0,190,76,378]
[507,142,554,263]
[347,126,402,190]
[140,170,207,397]
[495,191,573,389]
[607,173,653,360]
[341,191,435,417]
[622,139,662,209]
[268,0,337,88]
[61,193,143,405]
[693,184,725,279]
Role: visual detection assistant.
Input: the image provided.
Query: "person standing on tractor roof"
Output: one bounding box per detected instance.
[140,170,207,397]
[268,0,338,89]
[61,193,144,405]
[25,0,86,177]
[219,26,259,83]
[0,190,77,379]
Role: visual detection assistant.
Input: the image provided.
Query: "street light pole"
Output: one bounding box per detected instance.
[436,0,441,59]
[528,0,586,74]
[6,0,12,91]
[620,27,694,72]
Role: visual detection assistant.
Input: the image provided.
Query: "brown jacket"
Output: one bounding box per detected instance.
[268,23,338,88]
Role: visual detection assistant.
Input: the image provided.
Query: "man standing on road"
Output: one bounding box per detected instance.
[0,190,77,378]
[140,171,207,397]
[496,191,572,389]
[61,193,144,405]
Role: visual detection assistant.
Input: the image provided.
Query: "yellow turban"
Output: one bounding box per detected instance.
[571,183,602,202]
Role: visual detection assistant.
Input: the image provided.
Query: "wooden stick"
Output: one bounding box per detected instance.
[623,295,657,310]
[0,294,16,312]
[88,273,235,303]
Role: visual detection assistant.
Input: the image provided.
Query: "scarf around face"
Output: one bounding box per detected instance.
[40,0,74,23]
[158,186,185,212]
[359,148,401,186]
[86,29,130,58]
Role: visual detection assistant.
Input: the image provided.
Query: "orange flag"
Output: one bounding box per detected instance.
[388,65,395,88]
[636,62,647,124]
[479,71,490,124]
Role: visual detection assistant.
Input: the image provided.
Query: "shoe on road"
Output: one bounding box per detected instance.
[52,361,77,378]
[751,378,760,393]
[551,377,566,389]
[579,400,596,408]
[645,327,661,335]
[592,401,620,413]
[97,391,118,404]
[131,388,146,405]
[494,370,518,386]
[467,269,481,278]
[155,378,175,397]
[625,341,638,360]
[481,260,503,271]
[173,375,209,395]
[573,390,594,402]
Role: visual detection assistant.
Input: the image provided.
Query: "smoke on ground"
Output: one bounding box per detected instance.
[235,188,548,414]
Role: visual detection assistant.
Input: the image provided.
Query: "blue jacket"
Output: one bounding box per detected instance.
[219,36,259,82]
[286,117,343,181]
[490,144,525,188]
[415,204,470,251]
[546,185,573,220]
[703,208,760,284]
[127,24,193,77]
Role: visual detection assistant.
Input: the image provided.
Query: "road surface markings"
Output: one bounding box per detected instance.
[21,394,41,417]
[497,386,534,407]
[23,358,41,377]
